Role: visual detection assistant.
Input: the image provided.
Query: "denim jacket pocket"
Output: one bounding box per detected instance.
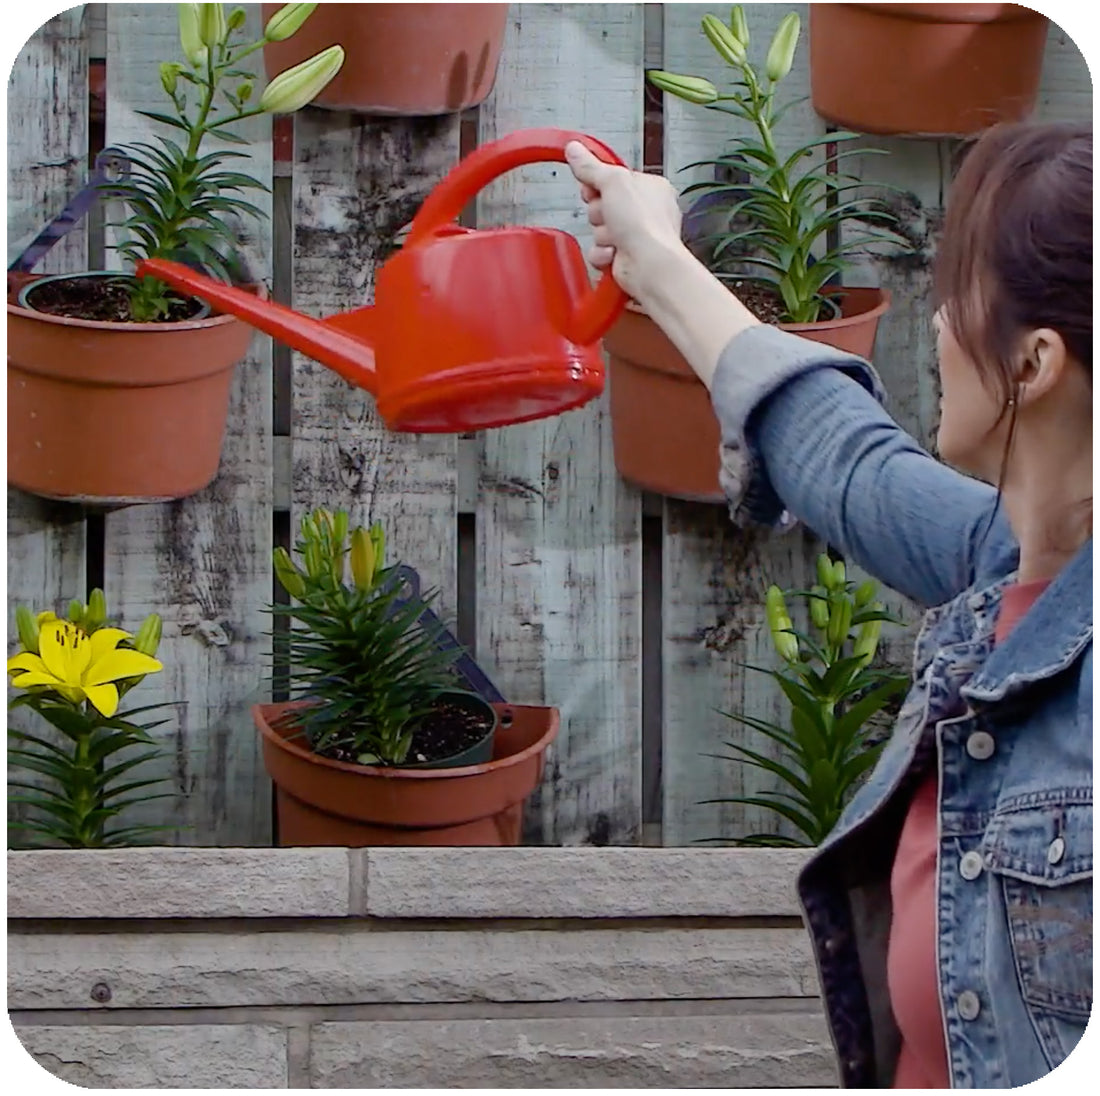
[981,795,1093,1065]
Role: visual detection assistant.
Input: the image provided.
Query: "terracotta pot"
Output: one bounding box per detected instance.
[254,701,560,846]
[605,287,890,503]
[810,4,1049,136]
[261,3,508,116]
[7,272,260,505]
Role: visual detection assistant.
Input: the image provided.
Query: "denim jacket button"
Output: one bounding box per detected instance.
[957,990,981,1021]
[959,851,984,880]
[965,731,995,760]
[1047,836,1067,864]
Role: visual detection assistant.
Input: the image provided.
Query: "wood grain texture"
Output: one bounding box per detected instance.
[6,9,89,841]
[661,4,825,846]
[475,3,645,845]
[101,4,274,845]
[290,110,460,609]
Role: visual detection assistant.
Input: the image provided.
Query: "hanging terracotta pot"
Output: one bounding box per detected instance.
[810,4,1049,136]
[605,287,890,503]
[7,271,260,505]
[261,3,508,116]
[254,700,560,846]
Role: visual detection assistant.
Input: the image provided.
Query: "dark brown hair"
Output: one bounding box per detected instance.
[933,121,1092,400]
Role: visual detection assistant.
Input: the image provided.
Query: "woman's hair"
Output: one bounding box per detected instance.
[933,121,1092,401]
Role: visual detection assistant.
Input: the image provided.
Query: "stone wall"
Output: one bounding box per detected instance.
[8,847,835,1088]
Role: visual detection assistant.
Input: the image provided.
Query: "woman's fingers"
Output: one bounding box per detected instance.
[587,244,615,270]
[580,182,599,203]
[592,224,614,249]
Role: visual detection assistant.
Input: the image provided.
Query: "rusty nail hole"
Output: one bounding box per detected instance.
[90,982,112,1004]
[499,708,514,728]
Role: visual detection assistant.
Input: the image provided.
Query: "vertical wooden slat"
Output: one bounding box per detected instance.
[7,9,89,840]
[476,3,645,845]
[661,3,824,846]
[289,111,460,605]
[102,4,274,846]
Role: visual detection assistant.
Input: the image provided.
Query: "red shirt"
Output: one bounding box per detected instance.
[888,579,1051,1088]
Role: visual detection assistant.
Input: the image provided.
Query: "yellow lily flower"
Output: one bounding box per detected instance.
[7,620,163,717]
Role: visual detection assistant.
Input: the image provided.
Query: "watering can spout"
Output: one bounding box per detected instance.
[136,259,379,394]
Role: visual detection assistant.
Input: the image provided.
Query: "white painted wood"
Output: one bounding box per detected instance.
[475,2,645,845]
[102,4,274,845]
[661,4,824,846]
[8,925,818,1009]
[6,9,89,842]
[290,110,460,608]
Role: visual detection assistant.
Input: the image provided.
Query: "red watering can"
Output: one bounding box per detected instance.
[138,128,629,433]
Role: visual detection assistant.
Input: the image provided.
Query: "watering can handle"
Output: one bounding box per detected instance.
[407,128,630,345]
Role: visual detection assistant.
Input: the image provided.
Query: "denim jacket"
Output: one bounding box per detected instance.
[710,325,1093,1088]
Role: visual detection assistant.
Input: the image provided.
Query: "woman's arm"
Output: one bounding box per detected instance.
[717,330,1011,608]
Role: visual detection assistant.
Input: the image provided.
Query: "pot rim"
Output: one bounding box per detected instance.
[254,699,559,781]
[8,270,264,331]
[620,285,891,332]
[831,3,1045,25]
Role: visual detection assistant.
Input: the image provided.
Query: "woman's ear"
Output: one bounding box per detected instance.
[1014,327,1068,407]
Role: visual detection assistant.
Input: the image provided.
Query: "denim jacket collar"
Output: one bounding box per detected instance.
[962,538,1093,705]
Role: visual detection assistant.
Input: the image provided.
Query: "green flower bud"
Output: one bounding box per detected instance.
[16,606,40,654]
[333,509,349,549]
[765,12,800,84]
[84,588,108,632]
[729,5,750,49]
[646,70,719,106]
[809,585,830,631]
[237,80,253,103]
[854,579,877,609]
[160,61,182,97]
[816,553,834,591]
[827,594,853,650]
[831,559,847,591]
[765,585,799,662]
[853,606,884,666]
[273,546,307,599]
[67,598,85,625]
[260,44,345,114]
[178,3,207,67]
[702,13,746,68]
[369,523,385,574]
[133,614,163,658]
[264,2,318,42]
[227,6,247,32]
[349,528,376,592]
[198,3,228,49]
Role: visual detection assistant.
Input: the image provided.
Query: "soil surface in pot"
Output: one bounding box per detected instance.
[22,275,205,323]
[721,279,787,324]
[317,695,495,766]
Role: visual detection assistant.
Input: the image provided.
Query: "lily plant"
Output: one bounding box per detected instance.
[649,8,906,323]
[110,3,344,321]
[7,591,173,848]
[705,556,910,847]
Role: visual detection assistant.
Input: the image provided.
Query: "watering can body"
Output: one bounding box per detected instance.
[139,128,629,433]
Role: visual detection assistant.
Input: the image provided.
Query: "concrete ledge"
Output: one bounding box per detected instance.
[308,1013,837,1087]
[362,847,810,918]
[7,848,352,920]
[9,926,817,1010]
[8,847,811,921]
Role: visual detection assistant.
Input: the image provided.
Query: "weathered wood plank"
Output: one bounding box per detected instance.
[290,112,460,607]
[661,4,824,846]
[8,926,819,1009]
[475,2,645,845]
[101,4,274,845]
[6,8,89,842]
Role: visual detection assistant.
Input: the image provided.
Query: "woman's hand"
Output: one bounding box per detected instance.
[564,140,686,305]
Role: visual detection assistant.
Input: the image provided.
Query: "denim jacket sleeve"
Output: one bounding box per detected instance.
[709,324,1016,608]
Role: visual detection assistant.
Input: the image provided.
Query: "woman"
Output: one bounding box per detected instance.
[564,121,1091,1089]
